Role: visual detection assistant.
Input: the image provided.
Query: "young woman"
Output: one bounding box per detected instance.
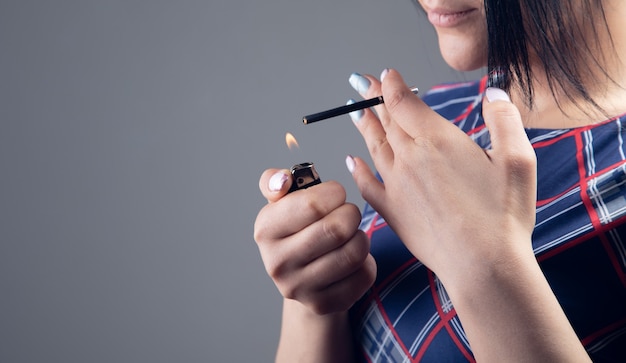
[254,0,626,361]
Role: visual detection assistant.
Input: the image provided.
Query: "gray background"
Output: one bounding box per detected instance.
[0,1,483,362]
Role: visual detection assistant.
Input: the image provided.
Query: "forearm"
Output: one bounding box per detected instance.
[444,242,591,363]
[276,299,355,363]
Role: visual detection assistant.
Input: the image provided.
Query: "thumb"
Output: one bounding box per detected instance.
[482,87,537,227]
[482,87,535,161]
[259,168,293,203]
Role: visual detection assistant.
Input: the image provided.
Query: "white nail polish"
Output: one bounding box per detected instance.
[347,99,364,122]
[345,155,356,173]
[485,87,511,102]
[380,68,389,81]
[349,73,371,95]
[269,171,288,192]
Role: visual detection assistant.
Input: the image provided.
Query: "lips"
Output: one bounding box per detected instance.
[426,8,478,28]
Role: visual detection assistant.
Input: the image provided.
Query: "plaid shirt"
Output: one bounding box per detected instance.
[350,77,626,362]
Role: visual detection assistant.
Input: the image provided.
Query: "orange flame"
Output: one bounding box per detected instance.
[285,132,299,150]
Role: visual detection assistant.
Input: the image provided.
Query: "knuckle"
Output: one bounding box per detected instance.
[359,116,375,134]
[303,182,346,219]
[252,227,264,245]
[307,256,377,315]
[321,218,347,244]
[335,248,358,270]
[253,211,270,244]
[325,181,347,200]
[334,235,369,270]
[320,204,360,243]
[503,147,536,174]
[345,203,363,225]
[281,285,298,301]
[354,259,377,295]
[384,88,408,113]
[486,101,519,121]
[275,275,305,302]
[501,151,537,191]
[264,257,285,280]
[410,128,454,154]
[263,249,293,283]
[301,197,323,219]
[371,137,390,156]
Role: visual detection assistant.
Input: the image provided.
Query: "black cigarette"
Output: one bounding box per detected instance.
[302,87,419,125]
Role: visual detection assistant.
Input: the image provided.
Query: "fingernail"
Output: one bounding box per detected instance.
[380,68,389,81]
[345,155,356,173]
[349,73,370,95]
[347,99,364,122]
[485,87,510,103]
[269,171,289,192]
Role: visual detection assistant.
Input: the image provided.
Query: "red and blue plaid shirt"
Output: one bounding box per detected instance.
[350,76,626,362]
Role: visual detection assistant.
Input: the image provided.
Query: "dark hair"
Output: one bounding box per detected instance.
[485,0,613,113]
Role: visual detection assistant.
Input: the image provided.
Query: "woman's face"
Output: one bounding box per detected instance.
[417,0,487,71]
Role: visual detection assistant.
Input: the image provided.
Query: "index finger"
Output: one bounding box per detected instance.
[380,69,441,138]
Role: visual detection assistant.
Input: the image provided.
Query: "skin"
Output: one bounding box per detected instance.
[347,69,589,362]
[418,0,626,128]
[417,0,487,72]
[255,0,626,361]
[255,173,374,362]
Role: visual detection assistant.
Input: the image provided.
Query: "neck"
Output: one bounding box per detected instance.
[511,0,626,129]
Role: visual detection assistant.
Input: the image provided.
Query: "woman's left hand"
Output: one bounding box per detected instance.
[347,69,537,286]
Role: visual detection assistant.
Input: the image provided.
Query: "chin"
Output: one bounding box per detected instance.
[437,34,488,72]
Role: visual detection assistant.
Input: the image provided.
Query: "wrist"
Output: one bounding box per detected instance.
[282,298,350,324]
[277,299,354,363]
[436,241,590,362]
[442,243,539,305]
[434,230,536,294]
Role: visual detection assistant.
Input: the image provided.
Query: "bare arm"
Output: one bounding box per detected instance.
[276,300,354,363]
[445,240,590,362]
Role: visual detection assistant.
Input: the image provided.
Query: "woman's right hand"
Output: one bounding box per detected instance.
[254,168,376,315]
